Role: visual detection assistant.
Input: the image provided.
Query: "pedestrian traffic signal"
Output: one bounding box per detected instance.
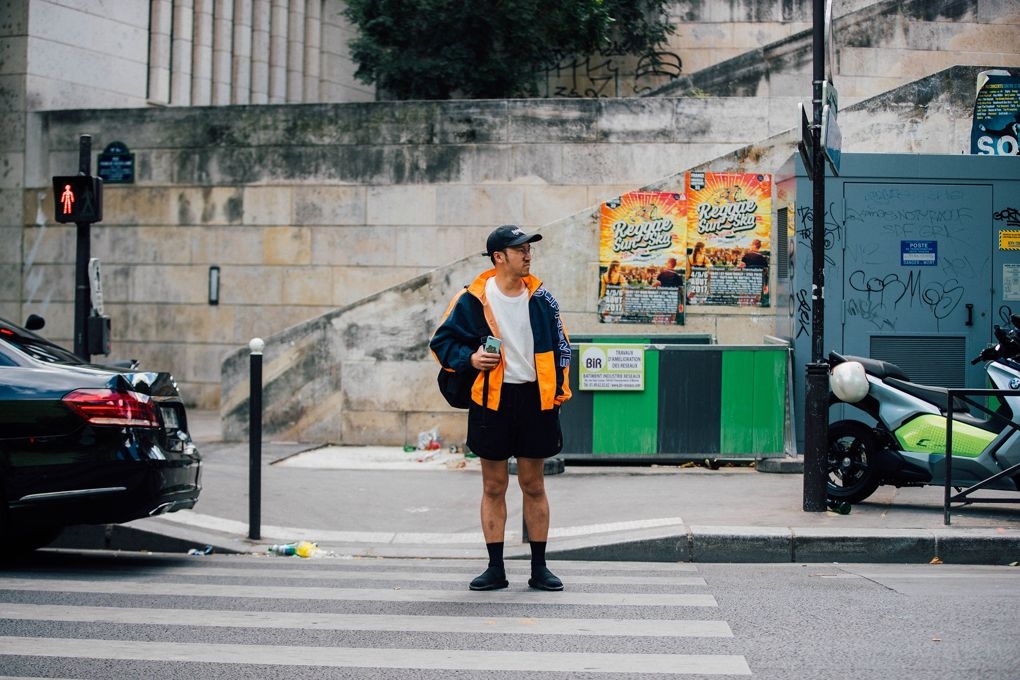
[52,175,103,223]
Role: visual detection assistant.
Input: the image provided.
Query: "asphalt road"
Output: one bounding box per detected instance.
[1,549,1017,678]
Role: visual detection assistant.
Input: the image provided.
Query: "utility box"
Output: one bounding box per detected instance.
[560,336,789,462]
[773,153,1020,449]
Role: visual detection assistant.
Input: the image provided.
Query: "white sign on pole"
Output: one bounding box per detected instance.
[88,258,105,315]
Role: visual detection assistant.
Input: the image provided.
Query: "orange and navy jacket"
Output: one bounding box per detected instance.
[430,269,572,411]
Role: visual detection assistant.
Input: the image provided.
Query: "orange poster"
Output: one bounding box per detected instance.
[686,172,773,306]
[597,191,686,324]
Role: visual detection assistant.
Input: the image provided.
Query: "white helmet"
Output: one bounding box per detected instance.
[830,361,869,403]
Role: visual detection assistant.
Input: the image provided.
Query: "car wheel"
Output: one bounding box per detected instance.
[827,420,882,504]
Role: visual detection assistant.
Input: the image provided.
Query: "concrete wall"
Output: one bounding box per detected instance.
[28,95,788,408]
[654,0,1020,106]
[217,65,996,446]
[0,0,28,324]
[0,0,370,323]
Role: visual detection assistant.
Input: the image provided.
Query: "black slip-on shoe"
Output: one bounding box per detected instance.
[469,566,509,591]
[528,566,564,591]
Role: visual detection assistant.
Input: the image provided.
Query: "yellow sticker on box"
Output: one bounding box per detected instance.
[1000,231,1020,250]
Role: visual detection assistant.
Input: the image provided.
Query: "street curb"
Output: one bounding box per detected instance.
[545,525,690,562]
[933,528,1020,564]
[689,526,794,563]
[53,522,249,555]
[792,527,936,563]
[756,456,804,473]
[49,521,1020,565]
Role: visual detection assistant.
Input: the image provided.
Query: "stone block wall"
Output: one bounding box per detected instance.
[654,0,1020,106]
[28,95,783,408]
[217,66,993,446]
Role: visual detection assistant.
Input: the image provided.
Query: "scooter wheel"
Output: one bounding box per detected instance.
[826,420,882,504]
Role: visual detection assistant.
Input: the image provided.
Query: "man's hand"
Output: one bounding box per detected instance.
[471,344,501,371]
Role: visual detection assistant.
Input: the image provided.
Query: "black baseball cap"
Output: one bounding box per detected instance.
[483,224,542,256]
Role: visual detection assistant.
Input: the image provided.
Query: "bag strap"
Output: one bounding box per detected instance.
[474,293,490,426]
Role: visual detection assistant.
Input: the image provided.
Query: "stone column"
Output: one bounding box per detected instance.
[286,2,305,102]
[148,0,173,104]
[212,0,234,105]
[170,0,194,105]
[231,0,253,104]
[191,0,214,105]
[250,0,269,104]
[268,0,288,104]
[303,0,321,102]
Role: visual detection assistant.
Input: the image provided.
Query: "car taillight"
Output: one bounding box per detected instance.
[62,389,160,428]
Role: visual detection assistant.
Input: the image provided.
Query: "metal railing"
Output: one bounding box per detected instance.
[943,388,1020,525]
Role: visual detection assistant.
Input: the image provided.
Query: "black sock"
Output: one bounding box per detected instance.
[530,541,547,570]
[485,542,504,571]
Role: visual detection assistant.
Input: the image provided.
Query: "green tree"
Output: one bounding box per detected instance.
[342,0,676,100]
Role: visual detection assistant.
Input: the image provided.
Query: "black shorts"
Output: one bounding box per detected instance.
[467,381,562,461]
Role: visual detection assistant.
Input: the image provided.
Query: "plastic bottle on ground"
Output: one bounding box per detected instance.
[295,540,319,558]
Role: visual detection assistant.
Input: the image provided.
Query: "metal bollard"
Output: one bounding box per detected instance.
[802,361,829,512]
[248,338,264,540]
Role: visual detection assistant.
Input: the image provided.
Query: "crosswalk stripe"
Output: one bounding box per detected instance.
[0,603,734,637]
[0,636,752,675]
[48,565,706,586]
[0,578,717,606]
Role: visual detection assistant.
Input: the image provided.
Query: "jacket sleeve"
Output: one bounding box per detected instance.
[554,315,572,405]
[430,289,485,372]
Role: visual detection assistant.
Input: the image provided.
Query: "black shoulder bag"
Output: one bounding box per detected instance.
[437,294,489,409]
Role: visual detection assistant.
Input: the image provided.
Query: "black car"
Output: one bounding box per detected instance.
[0,316,201,550]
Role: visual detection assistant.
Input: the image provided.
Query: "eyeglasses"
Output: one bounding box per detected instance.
[504,245,534,257]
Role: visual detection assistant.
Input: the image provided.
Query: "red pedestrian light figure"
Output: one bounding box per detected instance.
[52,175,102,223]
[60,184,75,215]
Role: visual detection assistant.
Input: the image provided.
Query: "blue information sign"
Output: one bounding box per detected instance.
[97,141,135,184]
[900,240,937,266]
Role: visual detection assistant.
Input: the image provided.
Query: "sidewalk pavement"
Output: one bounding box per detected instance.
[56,411,1020,564]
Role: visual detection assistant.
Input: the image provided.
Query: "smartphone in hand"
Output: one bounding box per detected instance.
[484,336,502,354]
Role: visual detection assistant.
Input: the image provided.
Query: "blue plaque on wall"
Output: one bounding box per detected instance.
[97,141,135,184]
[900,240,937,266]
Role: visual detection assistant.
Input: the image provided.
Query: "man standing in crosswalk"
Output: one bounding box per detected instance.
[431,225,572,591]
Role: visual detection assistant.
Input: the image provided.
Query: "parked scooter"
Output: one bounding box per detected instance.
[826,314,1020,504]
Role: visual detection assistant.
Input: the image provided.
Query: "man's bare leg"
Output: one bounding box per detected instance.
[471,458,511,591]
[516,457,562,591]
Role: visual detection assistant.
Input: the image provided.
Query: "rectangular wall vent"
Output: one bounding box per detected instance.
[869,335,966,387]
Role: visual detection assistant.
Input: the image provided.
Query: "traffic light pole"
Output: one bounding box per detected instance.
[73,135,92,362]
[803,0,829,511]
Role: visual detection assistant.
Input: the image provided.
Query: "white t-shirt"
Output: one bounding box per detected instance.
[485,276,536,384]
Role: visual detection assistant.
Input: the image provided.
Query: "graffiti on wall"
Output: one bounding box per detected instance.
[537,43,682,98]
[793,201,842,340]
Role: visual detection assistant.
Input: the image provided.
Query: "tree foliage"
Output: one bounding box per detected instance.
[342,0,676,100]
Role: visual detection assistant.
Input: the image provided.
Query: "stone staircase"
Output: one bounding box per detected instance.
[654,0,1018,105]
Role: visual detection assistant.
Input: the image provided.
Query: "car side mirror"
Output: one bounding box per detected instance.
[24,314,45,331]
